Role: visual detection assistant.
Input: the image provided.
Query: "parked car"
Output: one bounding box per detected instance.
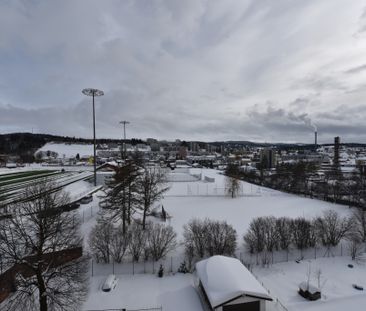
[63,202,80,211]
[102,274,118,292]
[79,195,93,204]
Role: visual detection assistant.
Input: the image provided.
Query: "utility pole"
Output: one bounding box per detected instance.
[120,121,130,161]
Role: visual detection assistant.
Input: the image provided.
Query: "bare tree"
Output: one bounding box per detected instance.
[183,219,208,259]
[315,210,352,247]
[225,176,240,198]
[88,218,113,263]
[243,217,267,253]
[128,222,147,262]
[291,218,315,250]
[276,217,292,251]
[352,208,366,242]
[263,216,278,252]
[205,220,237,256]
[347,231,363,261]
[0,182,88,311]
[136,168,170,230]
[110,225,130,263]
[146,222,177,261]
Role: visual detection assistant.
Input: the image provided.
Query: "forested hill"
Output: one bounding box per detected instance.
[0,133,123,159]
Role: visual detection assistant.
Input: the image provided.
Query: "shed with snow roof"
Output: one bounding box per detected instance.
[195,256,272,311]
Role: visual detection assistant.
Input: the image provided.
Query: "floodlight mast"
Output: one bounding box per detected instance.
[120,120,130,161]
[82,88,104,186]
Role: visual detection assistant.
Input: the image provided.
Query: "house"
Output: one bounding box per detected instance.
[195,256,272,311]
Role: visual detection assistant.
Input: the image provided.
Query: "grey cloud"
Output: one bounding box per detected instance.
[0,0,366,143]
[293,75,348,93]
[344,64,366,74]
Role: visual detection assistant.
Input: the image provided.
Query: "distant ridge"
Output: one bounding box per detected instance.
[1,132,366,160]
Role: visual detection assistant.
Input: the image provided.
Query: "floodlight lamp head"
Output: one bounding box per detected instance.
[82,88,104,97]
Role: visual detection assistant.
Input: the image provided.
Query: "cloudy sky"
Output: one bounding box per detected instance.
[1,0,366,143]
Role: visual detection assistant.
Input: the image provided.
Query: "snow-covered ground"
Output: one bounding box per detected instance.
[254,256,366,311]
[80,168,359,311]
[82,274,202,311]
[163,168,350,239]
[36,142,94,158]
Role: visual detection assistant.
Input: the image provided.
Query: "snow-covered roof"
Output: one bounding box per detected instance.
[195,256,272,308]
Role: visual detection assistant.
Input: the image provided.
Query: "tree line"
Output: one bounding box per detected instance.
[227,162,366,208]
[244,209,366,261]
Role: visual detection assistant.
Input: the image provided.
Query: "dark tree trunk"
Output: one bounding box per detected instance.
[37,271,48,311]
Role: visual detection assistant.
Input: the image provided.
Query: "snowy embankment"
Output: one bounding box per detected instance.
[36,142,94,158]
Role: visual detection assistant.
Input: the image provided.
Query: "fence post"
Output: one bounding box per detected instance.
[82,210,85,223]
[90,206,93,217]
[153,261,155,274]
[341,243,343,256]
[91,259,94,277]
[315,247,317,259]
[170,257,173,273]
[144,259,146,274]
[133,260,135,275]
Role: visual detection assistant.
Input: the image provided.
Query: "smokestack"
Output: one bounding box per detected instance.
[314,131,317,149]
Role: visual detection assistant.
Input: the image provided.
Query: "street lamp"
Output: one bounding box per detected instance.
[82,88,104,186]
[119,121,130,161]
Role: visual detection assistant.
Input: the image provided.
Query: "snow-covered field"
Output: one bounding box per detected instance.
[80,168,361,311]
[163,168,350,239]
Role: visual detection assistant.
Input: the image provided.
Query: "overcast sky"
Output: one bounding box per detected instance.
[1,0,366,143]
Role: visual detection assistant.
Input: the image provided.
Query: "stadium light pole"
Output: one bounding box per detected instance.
[82,88,104,186]
[119,120,130,161]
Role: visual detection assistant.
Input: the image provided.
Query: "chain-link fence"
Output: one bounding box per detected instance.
[89,242,352,278]
[239,242,350,267]
[90,256,183,277]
